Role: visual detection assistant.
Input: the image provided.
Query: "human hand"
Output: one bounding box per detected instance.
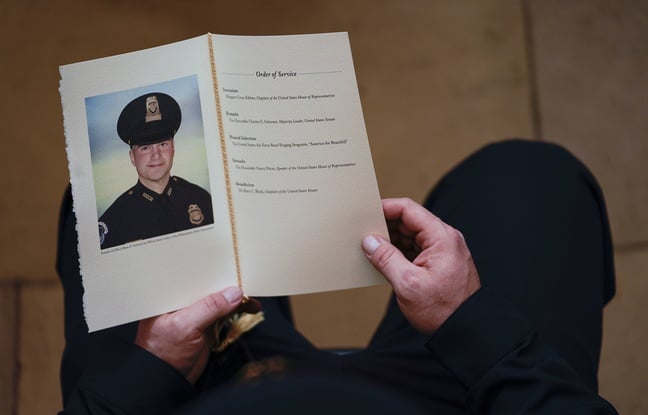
[134,286,258,384]
[362,198,481,335]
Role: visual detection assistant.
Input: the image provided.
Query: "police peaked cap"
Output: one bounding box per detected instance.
[117,92,182,146]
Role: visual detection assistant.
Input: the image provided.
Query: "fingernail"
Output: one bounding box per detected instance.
[362,235,382,255]
[223,286,243,304]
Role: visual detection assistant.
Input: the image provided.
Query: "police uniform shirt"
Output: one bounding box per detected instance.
[98,176,214,249]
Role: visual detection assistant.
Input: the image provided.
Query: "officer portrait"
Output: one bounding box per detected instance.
[86,76,214,250]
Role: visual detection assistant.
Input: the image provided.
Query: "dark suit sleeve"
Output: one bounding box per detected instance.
[59,336,196,414]
[425,286,618,415]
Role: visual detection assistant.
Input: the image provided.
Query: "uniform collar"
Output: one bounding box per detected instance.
[135,177,175,201]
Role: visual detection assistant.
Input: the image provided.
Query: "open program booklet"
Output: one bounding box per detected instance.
[60,33,388,331]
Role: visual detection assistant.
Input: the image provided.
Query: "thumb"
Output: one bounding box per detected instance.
[179,286,243,331]
[362,235,416,290]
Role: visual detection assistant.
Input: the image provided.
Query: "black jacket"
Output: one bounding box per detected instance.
[58,286,617,414]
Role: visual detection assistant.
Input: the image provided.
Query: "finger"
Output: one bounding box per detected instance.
[362,234,419,292]
[382,198,438,230]
[382,198,425,222]
[382,198,449,250]
[176,286,243,331]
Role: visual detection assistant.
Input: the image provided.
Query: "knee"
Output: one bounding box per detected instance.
[480,138,578,164]
[470,139,588,178]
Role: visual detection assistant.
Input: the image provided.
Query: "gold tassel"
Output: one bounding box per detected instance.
[212,312,265,353]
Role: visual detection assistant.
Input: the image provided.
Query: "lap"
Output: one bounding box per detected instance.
[57,139,614,405]
[421,139,614,389]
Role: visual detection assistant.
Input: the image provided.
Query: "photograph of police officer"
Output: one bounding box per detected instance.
[87,76,214,250]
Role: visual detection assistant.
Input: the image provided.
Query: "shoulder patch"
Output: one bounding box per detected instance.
[98,222,109,246]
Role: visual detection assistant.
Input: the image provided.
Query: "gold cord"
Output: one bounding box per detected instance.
[208,34,243,289]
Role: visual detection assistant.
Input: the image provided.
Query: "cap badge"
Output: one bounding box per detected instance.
[145,95,162,123]
[188,204,205,225]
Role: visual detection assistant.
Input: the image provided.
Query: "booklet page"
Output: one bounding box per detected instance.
[61,36,237,331]
[212,33,388,295]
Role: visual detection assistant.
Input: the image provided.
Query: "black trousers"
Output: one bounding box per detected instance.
[58,139,615,412]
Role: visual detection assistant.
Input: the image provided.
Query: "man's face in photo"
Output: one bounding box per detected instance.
[129,138,175,185]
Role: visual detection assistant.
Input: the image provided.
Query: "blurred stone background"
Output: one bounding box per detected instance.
[1,1,646,414]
